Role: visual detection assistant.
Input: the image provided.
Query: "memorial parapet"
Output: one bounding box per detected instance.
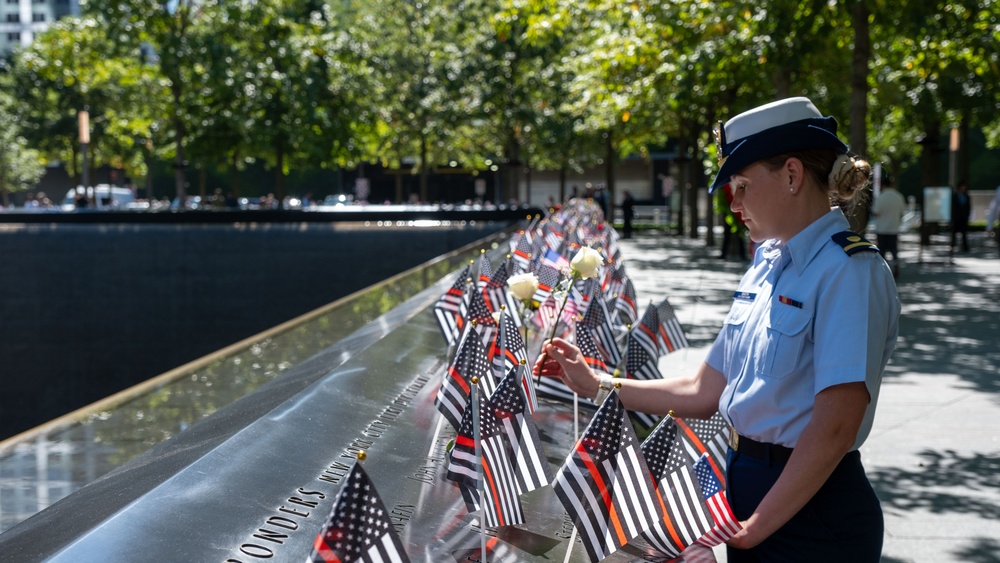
[0,207,718,562]
[0,232,598,562]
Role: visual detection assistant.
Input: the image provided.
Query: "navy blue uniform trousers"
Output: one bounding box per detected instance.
[726,449,883,562]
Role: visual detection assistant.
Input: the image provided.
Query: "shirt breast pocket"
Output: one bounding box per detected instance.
[759,305,813,379]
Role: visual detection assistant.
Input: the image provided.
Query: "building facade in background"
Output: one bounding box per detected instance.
[0,0,79,57]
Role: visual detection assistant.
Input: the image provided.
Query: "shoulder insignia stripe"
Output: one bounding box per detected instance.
[832,231,878,256]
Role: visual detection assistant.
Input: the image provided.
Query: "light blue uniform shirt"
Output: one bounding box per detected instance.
[706,209,900,449]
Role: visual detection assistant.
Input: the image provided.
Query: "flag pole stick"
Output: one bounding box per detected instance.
[572,392,579,446]
[499,306,507,379]
[562,528,579,563]
[562,391,581,563]
[471,376,486,562]
[566,351,582,563]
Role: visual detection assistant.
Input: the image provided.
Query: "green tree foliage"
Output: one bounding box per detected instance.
[8,16,163,186]
[871,0,1000,190]
[350,0,472,202]
[0,73,45,204]
[3,0,999,208]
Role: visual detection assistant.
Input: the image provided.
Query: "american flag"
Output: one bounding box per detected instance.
[605,234,621,266]
[625,333,662,381]
[602,261,627,304]
[434,326,490,431]
[668,543,719,563]
[543,228,563,252]
[487,311,536,412]
[465,285,498,348]
[542,248,571,272]
[581,290,623,368]
[560,282,586,326]
[577,325,610,374]
[490,366,552,495]
[614,278,638,327]
[307,462,411,563]
[510,232,535,274]
[532,323,579,404]
[676,413,730,487]
[445,384,524,528]
[484,261,522,327]
[531,265,562,306]
[432,266,470,347]
[553,391,662,563]
[536,323,610,404]
[476,253,493,293]
[576,278,597,317]
[656,297,689,353]
[633,303,663,359]
[531,293,559,334]
[693,453,741,547]
[623,335,663,431]
[639,419,714,559]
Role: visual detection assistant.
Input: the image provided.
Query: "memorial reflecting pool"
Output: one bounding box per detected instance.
[0,232,506,533]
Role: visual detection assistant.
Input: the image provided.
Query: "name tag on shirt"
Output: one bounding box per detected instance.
[733,291,756,302]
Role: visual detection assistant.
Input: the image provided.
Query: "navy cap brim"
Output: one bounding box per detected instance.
[708,117,848,193]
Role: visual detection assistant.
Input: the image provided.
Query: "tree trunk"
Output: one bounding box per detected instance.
[503,136,521,206]
[918,123,942,193]
[687,179,698,239]
[145,151,155,202]
[958,114,970,185]
[524,161,532,206]
[604,131,616,206]
[558,163,567,203]
[70,145,79,187]
[230,149,241,197]
[275,140,286,204]
[774,69,792,99]
[419,134,429,203]
[171,82,187,206]
[847,0,871,232]
[700,110,716,247]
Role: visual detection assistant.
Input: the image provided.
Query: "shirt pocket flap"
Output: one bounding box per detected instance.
[766,303,812,336]
[724,299,754,326]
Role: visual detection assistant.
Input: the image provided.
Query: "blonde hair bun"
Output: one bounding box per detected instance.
[829,154,872,202]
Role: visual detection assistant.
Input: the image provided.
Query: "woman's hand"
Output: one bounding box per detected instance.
[725,519,758,550]
[532,337,601,399]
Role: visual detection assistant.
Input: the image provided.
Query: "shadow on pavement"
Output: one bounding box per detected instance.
[889,262,1000,395]
[868,449,1000,519]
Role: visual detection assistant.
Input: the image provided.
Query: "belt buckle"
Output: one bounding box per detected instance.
[728,427,739,450]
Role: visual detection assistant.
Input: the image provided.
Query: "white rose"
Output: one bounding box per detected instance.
[571,246,603,279]
[507,272,539,301]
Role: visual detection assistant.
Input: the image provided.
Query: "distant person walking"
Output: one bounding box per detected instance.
[988,185,1000,257]
[621,190,635,238]
[951,181,971,253]
[871,181,906,277]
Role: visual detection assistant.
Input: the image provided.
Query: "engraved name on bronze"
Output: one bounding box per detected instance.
[225,372,430,561]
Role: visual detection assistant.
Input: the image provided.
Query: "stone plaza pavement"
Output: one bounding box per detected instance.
[615,228,1000,563]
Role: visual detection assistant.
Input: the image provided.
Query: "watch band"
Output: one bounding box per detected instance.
[593,373,615,405]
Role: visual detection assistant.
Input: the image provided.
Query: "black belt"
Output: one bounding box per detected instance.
[729,430,794,465]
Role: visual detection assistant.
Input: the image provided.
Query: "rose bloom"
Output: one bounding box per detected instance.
[571,246,603,279]
[507,272,539,301]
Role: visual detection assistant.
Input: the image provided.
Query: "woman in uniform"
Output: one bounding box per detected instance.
[534,97,899,562]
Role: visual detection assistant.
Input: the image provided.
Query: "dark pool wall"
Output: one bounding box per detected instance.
[0,221,503,438]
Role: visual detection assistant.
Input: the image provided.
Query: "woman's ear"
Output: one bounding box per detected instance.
[785,157,805,194]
